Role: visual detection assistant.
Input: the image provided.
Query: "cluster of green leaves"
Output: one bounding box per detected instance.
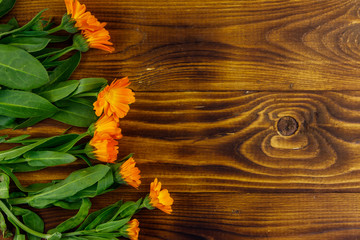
[0,164,152,240]
[0,133,91,173]
[0,162,154,239]
[0,0,107,129]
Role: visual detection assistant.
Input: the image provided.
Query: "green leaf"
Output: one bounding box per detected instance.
[2,157,30,164]
[77,201,122,231]
[0,24,14,33]
[1,37,51,52]
[71,78,107,96]
[83,204,120,230]
[12,31,47,38]
[24,151,76,167]
[53,132,88,152]
[13,114,53,130]
[4,134,30,143]
[0,90,57,118]
[49,198,91,234]
[52,200,83,210]
[0,212,10,238]
[28,165,110,208]
[61,237,90,240]
[0,134,77,162]
[115,200,141,219]
[39,80,79,102]
[0,115,16,129]
[0,136,55,161]
[48,51,81,85]
[0,165,42,192]
[52,100,97,127]
[0,45,49,90]
[4,162,45,172]
[47,232,62,240]
[64,97,95,108]
[7,17,18,27]
[12,207,44,240]
[80,232,121,239]
[0,173,9,198]
[95,217,130,233]
[46,34,70,43]
[96,170,114,195]
[25,181,58,193]
[0,18,17,33]
[0,9,46,38]
[33,134,79,149]
[32,47,59,57]
[66,170,114,202]
[0,0,16,18]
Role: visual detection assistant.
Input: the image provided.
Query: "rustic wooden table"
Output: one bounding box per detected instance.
[3,0,360,239]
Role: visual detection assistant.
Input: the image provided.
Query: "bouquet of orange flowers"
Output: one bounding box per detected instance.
[0,0,173,239]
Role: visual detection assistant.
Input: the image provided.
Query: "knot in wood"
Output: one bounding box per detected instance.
[277,116,298,136]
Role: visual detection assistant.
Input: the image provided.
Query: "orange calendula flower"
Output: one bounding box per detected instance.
[88,132,119,163]
[126,219,140,240]
[94,115,122,140]
[93,77,135,119]
[64,0,114,53]
[64,0,106,31]
[117,157,141,189]
[149,178,174,214]
[82,28,115,53]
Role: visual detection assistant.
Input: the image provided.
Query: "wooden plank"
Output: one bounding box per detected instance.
[34,192,360,239]
[114,91,360,191]
[5,0,360,90]
[4,91,360,191]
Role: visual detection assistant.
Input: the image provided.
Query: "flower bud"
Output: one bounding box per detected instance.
[84,143,96,159]
[87,122,96,136]
[112,157,141,189]
[119,219,140,240]
[72,33,90,52]
[61,14,78,33]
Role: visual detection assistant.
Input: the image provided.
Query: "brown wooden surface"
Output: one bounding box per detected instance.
[3,0,360,239]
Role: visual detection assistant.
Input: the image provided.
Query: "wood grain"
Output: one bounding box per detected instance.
[6,90,360,192]
[117,91,360,191]
[33,192,360,240]
[6,0,360,90]
[3,0,360,239]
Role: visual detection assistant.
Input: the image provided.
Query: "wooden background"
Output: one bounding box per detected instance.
[4,0,360,239]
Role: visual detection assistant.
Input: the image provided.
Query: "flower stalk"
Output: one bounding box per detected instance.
[0,200,60,239]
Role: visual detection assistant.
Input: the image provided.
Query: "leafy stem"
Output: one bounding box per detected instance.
[55,132,90,152]
[0,200,54,239]
[46,24,64,35]
[61,230,89,237]
[7,196,32,205]
[42,46,76,63]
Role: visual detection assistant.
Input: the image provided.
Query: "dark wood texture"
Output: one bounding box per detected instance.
[3,0,360,239]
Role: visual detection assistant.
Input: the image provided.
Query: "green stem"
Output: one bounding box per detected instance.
[0,200,52,239]
[72,92,98,97]
[55,132,89,152]
[36,49,63,59]
[67,149,86,155]
[46,24,64,35]
[43,46,76,63]
[75,155,93,167]
[0,165,34,193]
[7,196,32,205]
[62,230,90,237]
